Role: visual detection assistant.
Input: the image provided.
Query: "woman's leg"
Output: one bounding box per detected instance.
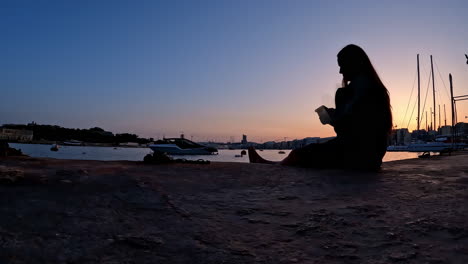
[279,149,304,166]
[248,147,278,164]
[248,146,321,166]
[249,140,345,168]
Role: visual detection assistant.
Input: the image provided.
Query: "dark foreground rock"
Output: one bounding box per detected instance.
[0,153,467,264]
[0,141,24,157]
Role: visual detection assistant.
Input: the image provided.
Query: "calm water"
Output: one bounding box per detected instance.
[10,143,419,163]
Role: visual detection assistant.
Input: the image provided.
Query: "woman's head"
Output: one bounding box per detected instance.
[337,44,376,84]
[338,44,393,134]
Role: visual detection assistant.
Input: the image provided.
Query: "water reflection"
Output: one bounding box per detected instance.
[10,143,418,163]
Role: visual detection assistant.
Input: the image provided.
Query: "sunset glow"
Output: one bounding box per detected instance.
[1,0,467,142]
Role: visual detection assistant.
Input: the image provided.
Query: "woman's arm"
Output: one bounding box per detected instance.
[332,77,372,124]
[326,108,336,125]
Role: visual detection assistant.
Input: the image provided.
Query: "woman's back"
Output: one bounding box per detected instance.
[333,75,391,169]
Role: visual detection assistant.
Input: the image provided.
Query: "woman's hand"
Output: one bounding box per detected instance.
[316,105,332,125]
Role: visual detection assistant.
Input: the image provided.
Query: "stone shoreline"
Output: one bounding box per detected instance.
[0,153,467,263]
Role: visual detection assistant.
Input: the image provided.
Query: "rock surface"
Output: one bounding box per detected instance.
[0,152,467,263]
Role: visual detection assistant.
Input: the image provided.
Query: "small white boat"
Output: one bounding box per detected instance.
[386,145,409,152]
[388,142,452,153]
[149,138,218,155]
[406,142,452,152]
[63,140,83,146]
[50,144,59,151]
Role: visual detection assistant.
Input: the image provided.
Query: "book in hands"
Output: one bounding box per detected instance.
[315,105,331,125]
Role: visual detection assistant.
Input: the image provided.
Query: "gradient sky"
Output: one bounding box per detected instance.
[1,0,467,142]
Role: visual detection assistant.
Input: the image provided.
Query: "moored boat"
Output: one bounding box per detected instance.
[148,138,218,155]
[386,145,409,152]
[406,142,451,152]
[50,144,59,151]
[387,141,466,153]
[63,140,83,146]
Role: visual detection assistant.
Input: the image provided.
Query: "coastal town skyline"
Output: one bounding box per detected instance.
[2,121,467,146]
[1,0,467,142]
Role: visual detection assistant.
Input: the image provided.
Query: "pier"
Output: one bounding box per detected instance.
[0,153,467,263]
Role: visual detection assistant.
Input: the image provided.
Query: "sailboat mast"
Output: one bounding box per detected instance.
[449,74,454,140]
[417,54,420,132]
[426,111,428,131]
[431,55,436,132]
[438,105,441,132]
[430,107,433,131]
[444,104,447,127]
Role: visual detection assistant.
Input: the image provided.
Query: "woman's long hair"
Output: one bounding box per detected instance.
[337,44,393,134]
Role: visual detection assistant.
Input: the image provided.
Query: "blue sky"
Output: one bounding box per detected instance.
[1,0,467,142]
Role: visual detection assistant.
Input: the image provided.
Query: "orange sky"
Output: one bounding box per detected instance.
[2,1,467,143]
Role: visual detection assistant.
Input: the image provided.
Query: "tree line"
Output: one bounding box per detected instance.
[2,123,153,145]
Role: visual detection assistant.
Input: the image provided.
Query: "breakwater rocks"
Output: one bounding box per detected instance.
[0,153,467,263]
[0,141,24,157]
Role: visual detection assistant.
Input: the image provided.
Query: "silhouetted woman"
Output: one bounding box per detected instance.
[249,44,392,170]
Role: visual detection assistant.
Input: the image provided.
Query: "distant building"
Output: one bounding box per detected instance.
[279,141,289,149]
[302,137,320,145]
[241,134,247,145]
[439,125,452,135]
[0,128,33,142]
[455,122,468,136]
[411,129,430,141]
[318,137,336,143]
[395,128,411,145]
[291,139,302,149]
[119,142,139,147]
[263,141,275,148]
[438,123,467,136]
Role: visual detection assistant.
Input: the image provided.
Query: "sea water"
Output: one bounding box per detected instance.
[10,143,419,163]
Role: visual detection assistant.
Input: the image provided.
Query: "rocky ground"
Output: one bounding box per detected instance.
[0,152,467,263]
